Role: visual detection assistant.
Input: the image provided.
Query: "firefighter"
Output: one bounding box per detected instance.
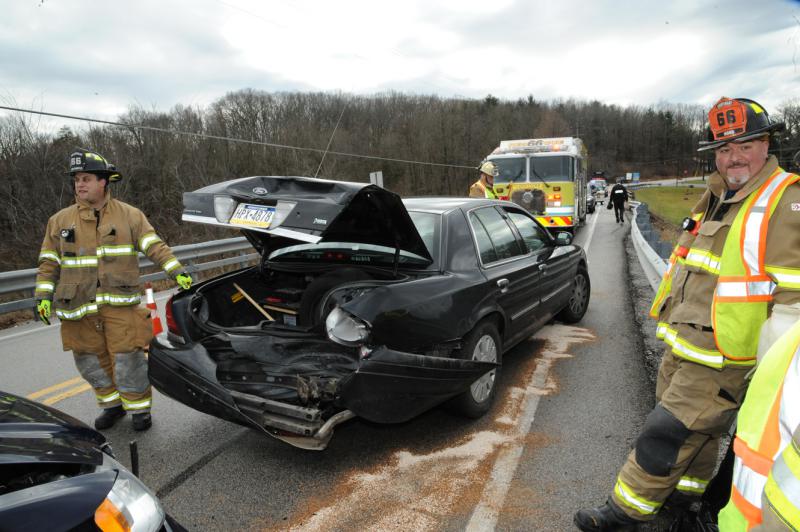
[469,160,498,199]
[575,97,800,530]
[607,181,629,224]
[716,317,800,530]
[35,149,193,431]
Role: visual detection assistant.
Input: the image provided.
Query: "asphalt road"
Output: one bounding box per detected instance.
[0,206,667,531]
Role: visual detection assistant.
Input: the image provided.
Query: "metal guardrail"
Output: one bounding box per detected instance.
[0,237,257,314]
[0,202,677,313]
[626,179,708,292]
[629,201,668,292]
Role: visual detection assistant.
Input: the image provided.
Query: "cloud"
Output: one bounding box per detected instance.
[1,0,798,128]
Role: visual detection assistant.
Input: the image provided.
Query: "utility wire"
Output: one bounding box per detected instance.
[5,105,792,172]
[0,105,477,170]
[314,102,347,178]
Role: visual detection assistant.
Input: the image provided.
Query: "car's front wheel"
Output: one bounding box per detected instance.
[450,320,501,418]
[556,267,590,323]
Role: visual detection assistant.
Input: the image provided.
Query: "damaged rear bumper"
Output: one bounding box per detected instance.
[148,335,496,450]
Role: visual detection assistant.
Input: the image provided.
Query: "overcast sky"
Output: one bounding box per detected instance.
[1,0,799,130]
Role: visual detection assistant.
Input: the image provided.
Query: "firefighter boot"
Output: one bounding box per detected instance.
[132,412,152,431]
[94,405,126,430]
[574,500,639,531]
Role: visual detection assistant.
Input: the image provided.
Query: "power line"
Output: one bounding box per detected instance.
[315,102,347,178]
[0,105,477,170]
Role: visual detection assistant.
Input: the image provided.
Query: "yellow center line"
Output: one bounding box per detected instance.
[41,383,93,405]
[27,376,85,400]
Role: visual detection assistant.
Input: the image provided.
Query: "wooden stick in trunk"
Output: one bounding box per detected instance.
[233,282,274,321]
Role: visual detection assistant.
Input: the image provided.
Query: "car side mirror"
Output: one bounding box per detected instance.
[554,232,573,246]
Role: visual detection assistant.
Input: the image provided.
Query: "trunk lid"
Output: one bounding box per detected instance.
[182,176,433,264]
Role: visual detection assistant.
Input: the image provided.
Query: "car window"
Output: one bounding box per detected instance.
[408,210,440,263]
[505,210,551,253]
[469,207,523,263]
[470,214,497,263]
[268,242,430,266]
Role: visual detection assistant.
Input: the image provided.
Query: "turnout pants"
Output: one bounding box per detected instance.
[60,305,154,413]
[610,350,750,521]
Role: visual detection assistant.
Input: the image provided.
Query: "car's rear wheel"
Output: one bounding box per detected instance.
[556,267,590,323]
[450,320,501,418]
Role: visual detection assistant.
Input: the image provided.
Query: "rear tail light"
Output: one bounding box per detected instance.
[213,195,237,223]
[165,296,181,337]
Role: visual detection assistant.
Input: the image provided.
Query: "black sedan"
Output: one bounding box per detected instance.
[0,391,183,531]
[149,176,590,450]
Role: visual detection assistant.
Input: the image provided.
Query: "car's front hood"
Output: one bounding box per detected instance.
[182,175,433,263]
[0,392,106,466]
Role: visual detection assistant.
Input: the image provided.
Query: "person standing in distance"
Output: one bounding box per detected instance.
[575,97,800,530]
[35,149,193,431]
[469,160,498,199]
[607,181,629,224]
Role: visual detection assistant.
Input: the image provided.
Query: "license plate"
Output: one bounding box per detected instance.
[229,204,276,228]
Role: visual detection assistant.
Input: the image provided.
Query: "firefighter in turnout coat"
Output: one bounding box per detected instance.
[35,149,193,431]
[469,160,498,199]
[575,97,800,530]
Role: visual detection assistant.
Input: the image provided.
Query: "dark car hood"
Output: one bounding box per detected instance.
[182,176,432,263]
[0,392,106,466]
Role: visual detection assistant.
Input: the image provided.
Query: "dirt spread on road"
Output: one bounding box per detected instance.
[280,324,596,532]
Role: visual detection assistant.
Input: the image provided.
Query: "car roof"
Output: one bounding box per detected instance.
[403,196,501,213]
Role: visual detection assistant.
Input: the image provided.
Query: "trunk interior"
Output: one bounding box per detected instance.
[192,264,396,331]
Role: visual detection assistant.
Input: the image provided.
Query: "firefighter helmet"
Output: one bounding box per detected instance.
[67,149,122,182]
[479,160,497,177]
[697,97,785,152]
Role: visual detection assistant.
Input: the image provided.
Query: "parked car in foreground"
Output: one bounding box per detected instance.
[0,391,183,531]
[149,176,590,450]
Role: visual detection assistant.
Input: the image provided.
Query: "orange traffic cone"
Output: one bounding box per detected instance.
[144,282,164,336]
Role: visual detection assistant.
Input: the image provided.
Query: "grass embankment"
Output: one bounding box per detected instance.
[635,186,705,244]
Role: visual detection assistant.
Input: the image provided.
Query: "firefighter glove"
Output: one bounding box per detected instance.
[37,299,51,325]
[176,273,193,290]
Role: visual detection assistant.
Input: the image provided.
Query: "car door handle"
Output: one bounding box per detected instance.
[497,278,509,293]
[538,264,549,273]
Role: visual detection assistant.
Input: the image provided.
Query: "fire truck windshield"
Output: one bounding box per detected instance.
[493,157,526,183]
[529,155,574,182]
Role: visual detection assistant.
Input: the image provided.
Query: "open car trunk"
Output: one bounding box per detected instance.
[191,264,400,331]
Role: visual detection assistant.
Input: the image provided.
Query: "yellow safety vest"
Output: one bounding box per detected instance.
[652,169,799,368]
[711,171,800,366]
[718,320,800,530]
